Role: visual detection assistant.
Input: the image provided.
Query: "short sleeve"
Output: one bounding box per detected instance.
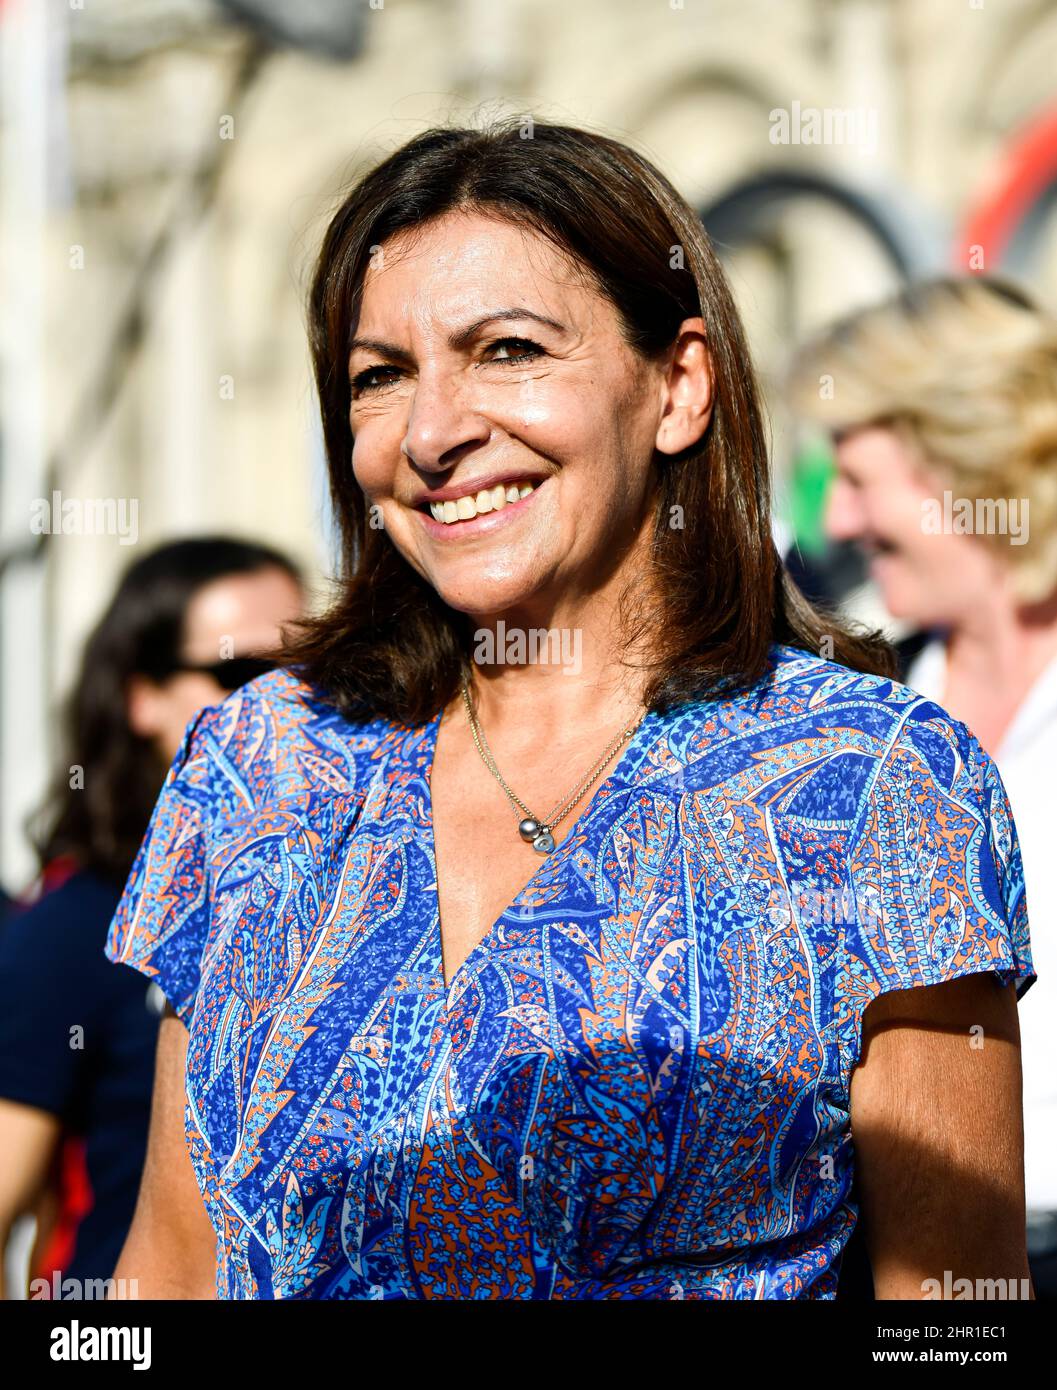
[836,706,1035,1086]
[104,702,226,1026]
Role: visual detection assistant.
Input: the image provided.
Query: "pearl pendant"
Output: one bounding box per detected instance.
[532,830,555,854]
[518,818,540,842]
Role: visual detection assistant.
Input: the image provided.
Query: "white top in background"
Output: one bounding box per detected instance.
[906,640,1057,1213]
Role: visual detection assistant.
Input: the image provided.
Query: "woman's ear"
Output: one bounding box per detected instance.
[655,316,714,457]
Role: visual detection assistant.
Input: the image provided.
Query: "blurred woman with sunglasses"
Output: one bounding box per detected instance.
[0,536,303,1297]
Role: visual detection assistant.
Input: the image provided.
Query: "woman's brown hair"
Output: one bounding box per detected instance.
[285,116,895,724]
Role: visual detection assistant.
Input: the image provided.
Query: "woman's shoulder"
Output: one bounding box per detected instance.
[178,665,410,816]
[764,642,972,743]
[765,644,1013,820]
[656,644,998,821]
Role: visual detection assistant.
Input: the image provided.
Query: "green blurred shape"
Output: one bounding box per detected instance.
[788,437,835,558]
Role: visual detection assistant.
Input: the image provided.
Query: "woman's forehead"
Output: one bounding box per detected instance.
[357,215,593,322]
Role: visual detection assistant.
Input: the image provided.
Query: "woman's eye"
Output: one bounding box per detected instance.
[486,337,544,365]
[351,338,543,395]
[350,365,400,396]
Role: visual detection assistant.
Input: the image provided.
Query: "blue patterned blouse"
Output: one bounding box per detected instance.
[105,644,1034,1299]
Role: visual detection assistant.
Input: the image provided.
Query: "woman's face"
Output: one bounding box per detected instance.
[127,566,304,764]
[347,210,709,620]
[826,425,1002,627]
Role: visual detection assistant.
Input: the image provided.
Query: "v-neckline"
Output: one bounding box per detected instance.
[420,698,663,1002]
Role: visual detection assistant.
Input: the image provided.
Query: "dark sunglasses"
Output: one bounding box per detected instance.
[166,656,277,691]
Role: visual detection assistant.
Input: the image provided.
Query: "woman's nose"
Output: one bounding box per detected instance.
[401,367,489,472]
[824,477,866,543]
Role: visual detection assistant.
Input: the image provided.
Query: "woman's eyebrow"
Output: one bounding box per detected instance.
[348,307,568,360]
[448,308,568,349]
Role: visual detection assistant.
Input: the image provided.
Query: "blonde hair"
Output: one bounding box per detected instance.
[788,276,1057,603]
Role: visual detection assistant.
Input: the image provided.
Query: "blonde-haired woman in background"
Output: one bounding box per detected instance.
[790,275,1057,1296]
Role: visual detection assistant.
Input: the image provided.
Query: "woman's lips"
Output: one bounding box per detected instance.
[414,477,546,539]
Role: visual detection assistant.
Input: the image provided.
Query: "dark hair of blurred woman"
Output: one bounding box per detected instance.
[31,535,303,887]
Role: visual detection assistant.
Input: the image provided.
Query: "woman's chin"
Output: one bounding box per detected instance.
[872,567,944,629]
[870,554,915,617]
[426,564,556,620]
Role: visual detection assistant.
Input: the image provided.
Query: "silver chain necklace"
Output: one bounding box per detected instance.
[459,671,644,854]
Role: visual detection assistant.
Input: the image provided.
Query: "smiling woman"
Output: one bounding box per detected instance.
[297,121,896,723]
[104,118,1035,1302]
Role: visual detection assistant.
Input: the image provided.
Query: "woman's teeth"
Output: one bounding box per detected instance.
[428,480,536,524]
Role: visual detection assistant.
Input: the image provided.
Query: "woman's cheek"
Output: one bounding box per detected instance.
[350,432,391,498]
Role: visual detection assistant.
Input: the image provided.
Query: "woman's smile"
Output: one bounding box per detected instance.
[414,474,548,539]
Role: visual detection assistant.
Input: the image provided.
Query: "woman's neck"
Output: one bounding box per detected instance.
[941,581,1057,753]
[455,503,662,739]
[464,620,645,735]
[459,583,653,744]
